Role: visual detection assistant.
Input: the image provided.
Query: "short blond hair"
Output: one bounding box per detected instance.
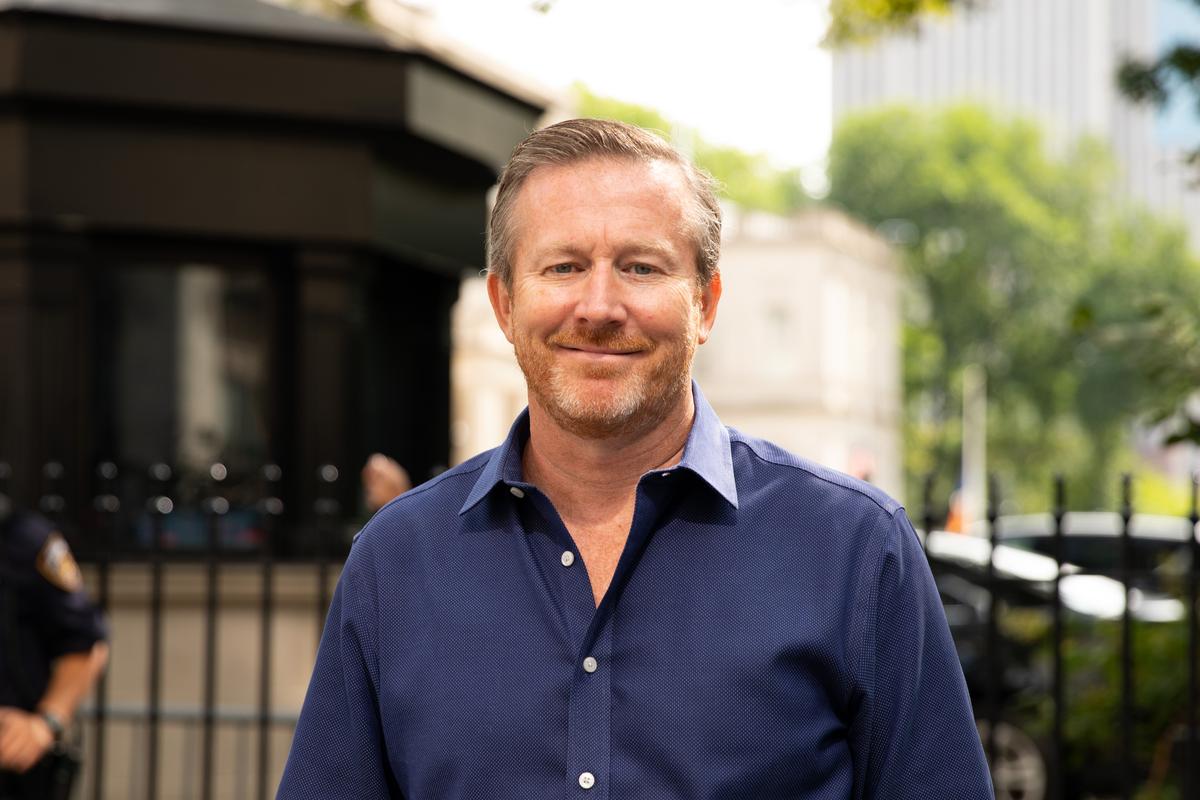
[487,118,721,288]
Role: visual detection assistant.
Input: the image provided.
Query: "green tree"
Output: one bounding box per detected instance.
[825,0,1200,173]
[824,0,960,44]
[827,105,1200,508]
[278,0,371,25]
[1112,1,1200,447]
[1118,20,1200,174]
[825,0,1200,457]
[573,86,809,215]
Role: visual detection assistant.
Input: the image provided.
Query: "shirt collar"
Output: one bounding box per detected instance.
[677,381,739,508]
[459,380,738,515]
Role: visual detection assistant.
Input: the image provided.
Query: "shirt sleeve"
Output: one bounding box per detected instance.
[277,539,402,800]
[18,515,108,659]
[849,508,993,800]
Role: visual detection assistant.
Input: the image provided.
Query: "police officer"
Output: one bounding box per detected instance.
[0,509,108,800]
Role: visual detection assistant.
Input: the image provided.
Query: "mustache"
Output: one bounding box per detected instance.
[546,328,654,352]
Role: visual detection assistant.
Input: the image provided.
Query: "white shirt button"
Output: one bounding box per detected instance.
[582,656,598,673]
[578,772,595,790]
[560,550,575,567]
[509,486,525,498]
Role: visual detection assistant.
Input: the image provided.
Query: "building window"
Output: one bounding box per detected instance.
[92,260,278,552]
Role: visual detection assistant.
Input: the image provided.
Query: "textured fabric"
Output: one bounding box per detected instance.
[279,383,992,800]
[0,512,108,710]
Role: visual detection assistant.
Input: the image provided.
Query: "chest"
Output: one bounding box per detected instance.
[560,511,633,607]
[373,518,857,800]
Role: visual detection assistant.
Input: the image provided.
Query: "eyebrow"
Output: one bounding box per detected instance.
[529,240,679,263]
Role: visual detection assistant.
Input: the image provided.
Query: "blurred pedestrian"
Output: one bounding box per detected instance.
[361,453,412,512]
[0,510,108,800]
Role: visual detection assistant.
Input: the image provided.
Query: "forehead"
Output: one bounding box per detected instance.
[522,156,688,195]
[509,157,693,250]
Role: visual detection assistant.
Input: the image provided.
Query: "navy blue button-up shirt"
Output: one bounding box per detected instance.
[279,385,992,799]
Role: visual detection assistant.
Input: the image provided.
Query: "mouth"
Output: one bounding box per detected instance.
[545,330,653,363]
[557,345,644,361]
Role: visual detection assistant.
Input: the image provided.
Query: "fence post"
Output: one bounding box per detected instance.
[1119,473,1134,800]
[200,462,228,800]
[38,461,66,529]
[921,472,935,554]
[1051,474,1066,800]
[91,461,119,800]
[314,464,340,639]
[257,463,283,800]
[985,473,1000,771]
[0,462,10,518]
[1188,472,1198,800]
[146,462,173,800]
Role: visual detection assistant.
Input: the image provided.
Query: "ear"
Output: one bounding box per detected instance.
[696,271,722,345]
[486,271,515,344]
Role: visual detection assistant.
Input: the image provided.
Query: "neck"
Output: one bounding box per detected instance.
[522,391,695,508]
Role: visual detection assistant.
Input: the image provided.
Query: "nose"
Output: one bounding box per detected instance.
[573,264,627,327]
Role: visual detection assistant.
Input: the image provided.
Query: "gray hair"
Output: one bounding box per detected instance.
[486,118,722,288]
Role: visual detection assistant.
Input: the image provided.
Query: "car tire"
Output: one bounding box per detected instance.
[977,718,1050,800]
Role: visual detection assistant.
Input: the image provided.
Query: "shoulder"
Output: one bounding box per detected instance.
[723,427,913,561]
[1,511,55,565]
[349,450,494,554]
[2,512,87,594]
[728,428,902,516]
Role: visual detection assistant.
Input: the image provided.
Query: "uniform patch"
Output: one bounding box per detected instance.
[35,532,83,593]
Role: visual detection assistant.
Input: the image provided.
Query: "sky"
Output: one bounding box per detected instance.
[1157,0,1200,147]
[404,0,833,174]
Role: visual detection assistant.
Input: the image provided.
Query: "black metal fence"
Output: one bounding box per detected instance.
[4,461,1199,799]
[918,473,1199,800]
[2,459,354,800]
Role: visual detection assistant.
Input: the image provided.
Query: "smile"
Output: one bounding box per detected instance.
[558,345,643,359]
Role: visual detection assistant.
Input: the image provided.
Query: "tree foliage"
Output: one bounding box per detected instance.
[1112,3,1200,449]
[826,0,1200,174]
[826,0,1200,465]
[572,86,809,215]
[827,105,1200,508]
[824,0,963,45]
[279,0,371,25]
[1114,0,1200,170]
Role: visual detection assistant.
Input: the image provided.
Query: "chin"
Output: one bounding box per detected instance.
[546,370,693,440]
[516,334,695,439]
[546,380,644,437]
[546,401,645,440]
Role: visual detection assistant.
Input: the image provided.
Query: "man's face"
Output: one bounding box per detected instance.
[488,157,720,440]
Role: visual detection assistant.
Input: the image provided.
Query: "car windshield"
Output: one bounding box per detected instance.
[990,513,1193,592]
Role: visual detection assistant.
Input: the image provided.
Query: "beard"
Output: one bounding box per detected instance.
[513,319,698,440]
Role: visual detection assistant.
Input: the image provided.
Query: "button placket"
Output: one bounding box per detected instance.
[563,620,614,799]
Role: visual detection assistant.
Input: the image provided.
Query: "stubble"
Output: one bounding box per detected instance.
[513,321,697,441]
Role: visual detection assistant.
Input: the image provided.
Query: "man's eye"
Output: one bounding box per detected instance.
[629,264,655,276]
[550,264,575,274]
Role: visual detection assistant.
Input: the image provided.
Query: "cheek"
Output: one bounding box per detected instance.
[510,301,575,343]
[642,286,704,333]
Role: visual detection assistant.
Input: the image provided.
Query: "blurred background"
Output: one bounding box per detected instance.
[1,0,1198,797]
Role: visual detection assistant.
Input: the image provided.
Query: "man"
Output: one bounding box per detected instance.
[279,119,992,799]
[0,510,109,800]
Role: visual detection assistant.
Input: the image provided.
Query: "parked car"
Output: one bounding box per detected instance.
[980,512,1192,603]
[920,513,1195,800]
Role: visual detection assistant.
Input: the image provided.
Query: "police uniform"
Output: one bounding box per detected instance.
[0,512,107,800]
